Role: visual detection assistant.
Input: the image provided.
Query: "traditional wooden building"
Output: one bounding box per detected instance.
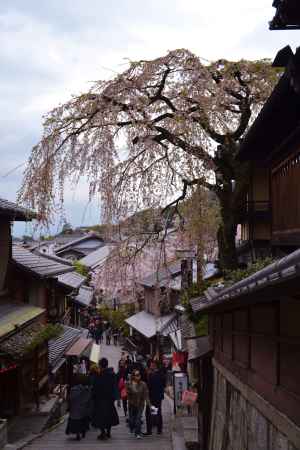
[0,198,48,418]
[8,246,86,324]
[55,232,105,261]
[238,46,300,262]
[125,261,183,355]
[191,249,300,450]
[0,304,47,417]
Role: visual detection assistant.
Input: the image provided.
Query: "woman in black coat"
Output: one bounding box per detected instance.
[66,374,91,441]
[91,358,119,440]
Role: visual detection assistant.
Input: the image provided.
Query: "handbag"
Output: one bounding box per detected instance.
[182,390,198,406]
[121,386,127,399]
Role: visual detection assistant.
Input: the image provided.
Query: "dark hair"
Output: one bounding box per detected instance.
[99,357,108,369]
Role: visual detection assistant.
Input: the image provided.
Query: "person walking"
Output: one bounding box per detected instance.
[113,328,119,346]
[65,374,91,441]
[145,360,166,435]
[106,327,111,345]
[91,357,119,440]
[94,319,103,345]
[117,362,128,416]
[87,321,96,340]
[126,369,150,439]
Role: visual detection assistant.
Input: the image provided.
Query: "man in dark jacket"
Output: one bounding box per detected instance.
[91,358,119,440]
[145,361,166,435]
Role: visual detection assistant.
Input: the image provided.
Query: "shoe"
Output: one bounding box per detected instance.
[135,434,142,439]
[142,432,152,436]
[76,434,81,441]
[157,430,162,435]
[106,431,111,438]
[97,433,107,440]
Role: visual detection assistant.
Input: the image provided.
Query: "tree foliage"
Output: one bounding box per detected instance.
[19,49,280,269]
[73,260,89,277]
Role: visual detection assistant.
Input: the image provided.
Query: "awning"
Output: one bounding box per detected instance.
[125,311,176,339]
[48,325,82,370]
[51,357,66,374]
[169,329,182,350]
[65,337,92,357]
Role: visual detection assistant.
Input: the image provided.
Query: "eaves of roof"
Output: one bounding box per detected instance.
[0,198,36,221]
[239,47,300,162]
[55,233,103,254]
[191,247,300,313]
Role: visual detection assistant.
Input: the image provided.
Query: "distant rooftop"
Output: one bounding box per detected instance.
[57,271,86,290]
[74,285,94,307]
[55,232,104,254]
[12,245,74,278]
[79,244,115,269]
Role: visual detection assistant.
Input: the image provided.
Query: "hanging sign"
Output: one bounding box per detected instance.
[173,371,188,413]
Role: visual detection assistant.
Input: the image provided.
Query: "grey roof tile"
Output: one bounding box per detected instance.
[139,260,182,288]
[12,245,74,278]
[48,325,82,367]
[79,244,115,269]
[57,272,86,289]
[74,286,94,307]
[55,232,103,253]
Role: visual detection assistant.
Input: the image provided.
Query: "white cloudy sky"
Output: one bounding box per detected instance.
[1,0,299,236]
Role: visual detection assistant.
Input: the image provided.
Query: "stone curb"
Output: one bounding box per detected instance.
[3,415,67,450]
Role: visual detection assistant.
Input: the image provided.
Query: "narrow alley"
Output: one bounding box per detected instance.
[23,341,173,450]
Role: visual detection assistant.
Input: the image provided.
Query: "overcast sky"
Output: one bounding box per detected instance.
[1,0,299,237]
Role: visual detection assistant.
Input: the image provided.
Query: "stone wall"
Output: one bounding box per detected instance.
[209,361,300,450]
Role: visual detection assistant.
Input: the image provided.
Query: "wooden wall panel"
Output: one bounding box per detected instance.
[223,313,232,358]
[272,150,300,234]
[280,343,300,397]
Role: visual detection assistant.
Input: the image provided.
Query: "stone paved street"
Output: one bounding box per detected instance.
[23,341,173,450]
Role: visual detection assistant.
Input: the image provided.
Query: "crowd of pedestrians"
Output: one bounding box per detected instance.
[87,316,120,346]
[66,352,167,441]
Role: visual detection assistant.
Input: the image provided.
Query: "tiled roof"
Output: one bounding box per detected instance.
[125,311,176,339]
[0,301,45,340]
[0,197,36,221]
[190,296,210,313]
[48,325,82,368]
[79,244,115,269]
[65,337,92,357]
[12,245,74,278]
[55,233,103,253]
[190,247,300,313]
[74,286,94,307]
[57,272,86,289]
[0,321,45,359]
[139,261,182,288]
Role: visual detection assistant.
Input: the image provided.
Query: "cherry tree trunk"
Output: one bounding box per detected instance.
[217,195,239,271]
